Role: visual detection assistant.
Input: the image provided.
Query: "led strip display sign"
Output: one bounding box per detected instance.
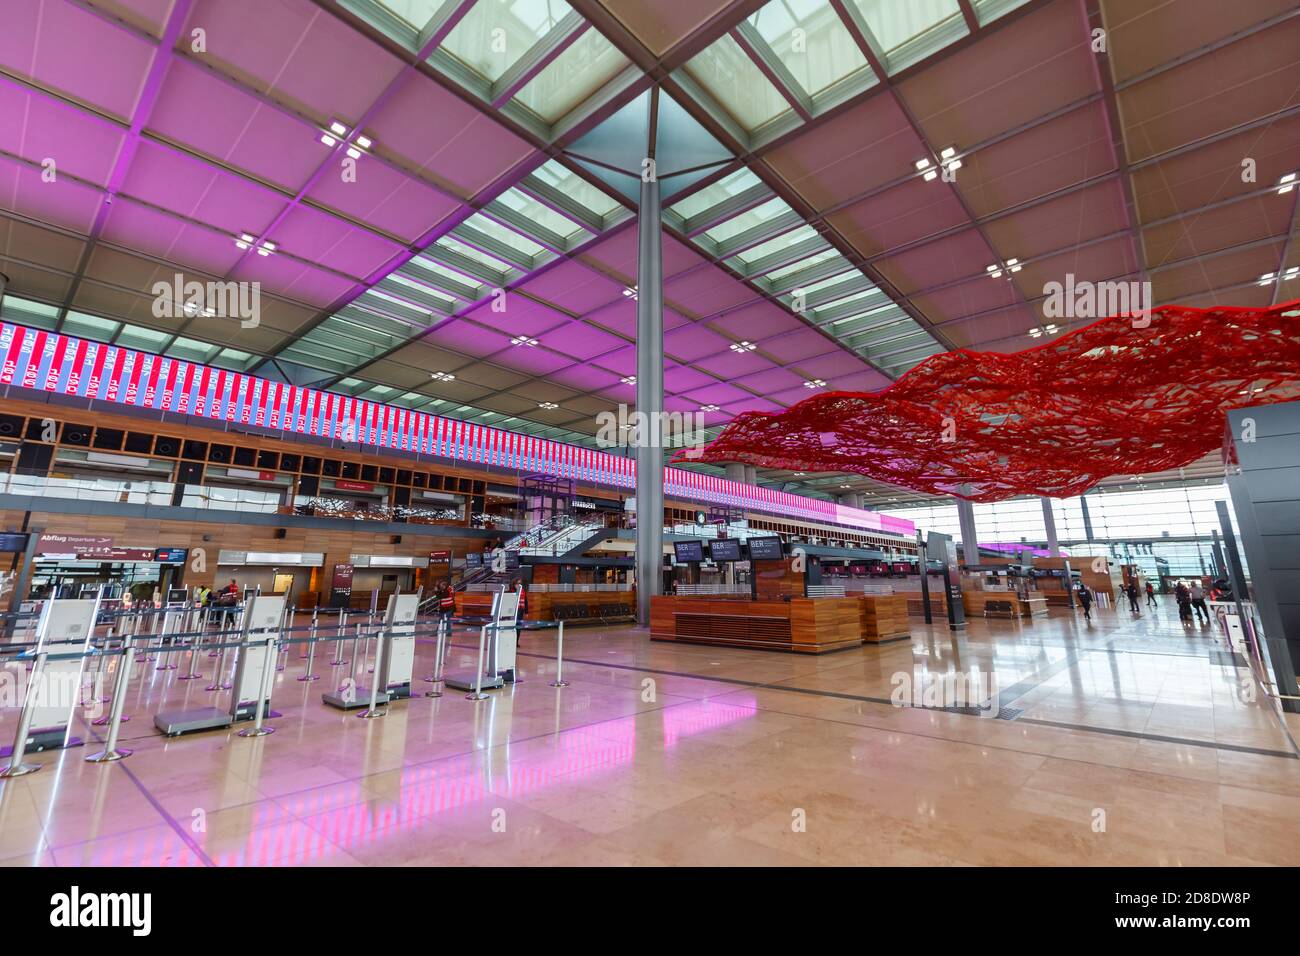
[0,322,912,536]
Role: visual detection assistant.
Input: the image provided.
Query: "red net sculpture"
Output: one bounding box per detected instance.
[676,300,1300,502]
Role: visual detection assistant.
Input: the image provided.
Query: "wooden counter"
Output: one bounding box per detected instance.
[650,595,863,654]
[962,591,1049,619]
[858,593,911,642]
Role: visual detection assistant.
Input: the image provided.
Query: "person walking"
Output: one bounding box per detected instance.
[1145,581,1157,607]
[1175,581,1192,623]
[1189,581,1210,624]
[1077,582,1094,622]
[1126,581,1141,613]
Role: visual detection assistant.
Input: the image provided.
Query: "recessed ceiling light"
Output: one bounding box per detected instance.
[700,404,720,412]
[430,371,455,382]
[1258,272,1275,286]
[940,146,956,160]
[803,379,827,389]
[1278,172,1296,195]
[729,340,757,352]
[622,286,637,300]
[355,134,373,150]
[345,147,361,160]
[538,402,559,410]
[510,336,539,347]
[329,120,348,136]
[319,133,337,147]
[620,375,636,385]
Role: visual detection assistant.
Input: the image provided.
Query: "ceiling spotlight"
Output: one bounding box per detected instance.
[730,340,757,352]
[1285,266,1300,281]
[356,135,373,150]
[620,375,636,385]
[319,133,337,147]
[329,121,348,136]
[622,286,637,300]
[510,336,539,347]
[700,404,720,412]
[803,379,827,389]
[1258,272,1275,286]
[256,240,275,257]
[430,371,455,382]
[987,258,1020,279]
[538,402,559,410]
[345,147,361,160]
[235,232,254,250]
[1278,172,1296,195]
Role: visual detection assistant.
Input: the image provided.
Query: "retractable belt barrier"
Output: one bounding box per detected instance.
[0,607,572,775]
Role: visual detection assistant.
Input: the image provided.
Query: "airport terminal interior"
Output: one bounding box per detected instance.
[0,0,1299,869]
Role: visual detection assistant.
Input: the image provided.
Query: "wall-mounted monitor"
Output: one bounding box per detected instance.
[746,536,783,561]
[708,538,742,563]
[673,540,704,563]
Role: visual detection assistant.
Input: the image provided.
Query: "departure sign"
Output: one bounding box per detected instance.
[673,541,704,563]
[153,548,188,563]
[708,539,742,563]
[745,536,783,561]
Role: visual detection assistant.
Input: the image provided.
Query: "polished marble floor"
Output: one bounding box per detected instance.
[2,601,1298,866]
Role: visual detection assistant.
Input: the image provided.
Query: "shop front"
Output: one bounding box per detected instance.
[216,549,323,607]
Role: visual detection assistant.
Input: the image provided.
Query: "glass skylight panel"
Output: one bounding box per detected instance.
[747,0,872,97]
[512,28,629,123]
[795,271,871,300]
[214,348,255,370]
[683,34,793,131]
[0,295,59,329]
[434,235,515,274]
[495,186,591,241]
[62,312,120,339]
[733,224,819,265]
[376,0,443,29]
[438,0,573,82]
[529,160,622,217]
[972,0,1033,24]
[460,213,546,259]
[115,324,171,351]
[668,168,762,222]
[851,0,967,69]
[166,337,219,362]
[702,196,793,244]
[384,273,458,312]
[763,248,848,281]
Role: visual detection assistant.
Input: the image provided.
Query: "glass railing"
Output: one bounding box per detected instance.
[0,473,176,506]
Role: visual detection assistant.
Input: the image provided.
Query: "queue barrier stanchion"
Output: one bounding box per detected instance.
[178,612,205,681]
[358,628,387,720]
[155,609,178,671]
[466,625,489,702]
[424,617,447,698]
[278,609,295,671]
[328,610,348,666]
[0,651,49,778]
[91,630,132,726]
[298,608,320,682]
[237,634,278,738]
[86,639,135,762]
[549,620,569,688]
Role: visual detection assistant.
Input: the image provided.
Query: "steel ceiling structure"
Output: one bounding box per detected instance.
[0,0,1295,507]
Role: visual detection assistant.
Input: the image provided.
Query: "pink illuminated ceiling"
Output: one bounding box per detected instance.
[0,0,1296,507]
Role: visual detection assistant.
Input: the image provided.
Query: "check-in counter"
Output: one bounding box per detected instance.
[962,591,1049,619]
[651,595,883,654]
[858,593,910,642]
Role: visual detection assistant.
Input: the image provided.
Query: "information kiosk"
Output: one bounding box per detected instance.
[322,590,419,709]
[1,592,103,755]
[444,587,521,692]
[154,593,285,736]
